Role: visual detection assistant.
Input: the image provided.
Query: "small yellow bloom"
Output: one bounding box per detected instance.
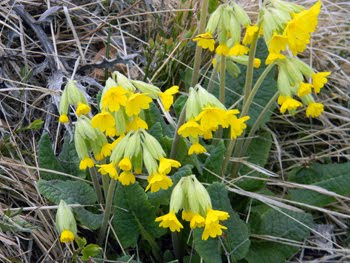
[225,113,250,140]
[155,212,184,232]
[60,230,75,243]
[193,32,215,52]
[118,171,136,185]
[306,102,324,118]
[160,86,179,112]
[125,93,152,116]
[253,58,261,68]
[59,114,69,123]
[265,52,285,65]
[101,86,128,112]
[190,214,206,229]
[205,209,230,224]
[188,143,207,155]
[280,97,303,114]
[297,82,313,97]
[178,120,204,138]
[97,162,118,180]
[268,33,288,54]
[203,130,213,140]
[277,95,288,105]
[76,102,91,117]
[96,143,113,160]
[118,157,132,171]
[158,157,181,175]
[182,210,194,222]
[146,173,173,192]
[126,117,148,132]
[215,43,230,56]
[195,106,227,132]
[202,221,227,240]
[312,72,331,93]
[91,112,116,134]
[243,25,259,45]
[228,43,249,56]
[79,157,94,170]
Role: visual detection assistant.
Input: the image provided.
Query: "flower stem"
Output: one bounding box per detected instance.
[229,62,276,177]
[219,56,226,103]
[207,65,217,93]
[98,179,117,245]
[90,167,103,204]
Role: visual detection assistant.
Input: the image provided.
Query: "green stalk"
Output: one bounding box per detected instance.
[241,91,279,157]
[230,62,275,177]
[90,167,103,204]
[98,179,117,244]
[207,65,217,93]
[101,174,109,199]
[219,56,226,103]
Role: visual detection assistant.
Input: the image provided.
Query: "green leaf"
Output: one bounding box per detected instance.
[38,179,102,229]
[38,179,96,205]
[148,165,193,207]
[81,244,102,261]
[58,136,85,178]
[173,94,187,117]
[148,122,163,140]
[236,131,272,191]
[112,182,165,249]
[246,205,314,263]
[75,236,87,249]
[38,133,66,180]
[203,141,225,183]
[144,103,174,137]
[208,183,250,260]
[288,162,350,207]
[193,228,221,263]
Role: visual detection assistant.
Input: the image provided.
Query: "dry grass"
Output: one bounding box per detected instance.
[0,0,349,262]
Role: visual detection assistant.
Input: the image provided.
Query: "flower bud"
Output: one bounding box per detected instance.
[131,80,161,99]
[285,58,304,86]
[233,3,250,26]
[142,146,158,175]
[74,128,89,159]
[124,132,141,158]
[271,0,304,14]
[169,178,185,213]
[277,65,292,97]
[191,175,212,214]
[290,58,314,78]
[66,80,86,105]
[59,88,69,116]
[228,12,241,44]
[113,110,127,136]
[110,133,131,163]
[113,71,136,91]
[141,131,165,160]
[185,87,201,120]
[56,200,77,243]
[206,5,223,34]
[226,60,241,77]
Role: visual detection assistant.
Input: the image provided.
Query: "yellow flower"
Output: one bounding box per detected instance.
[280,97,303,114]
[312,72,331,93]
[76,102,91,117]
[243,25,259,45]
[182,210,194,222]
[297,82,313,97]
[225,114,250,140]
[155,212,184,232]
[202,221,227,240]
[190,214,206,229]
[277,95,288,105]
[195,106,226,132]
[265,52,285,65]
[158,157,181,175]
[96,143,113,160]
[125,93,152,116]
[203,130,213,140]
[118,157,132,171]
[59,114,69,123]
[60,230,75,243]
[253,58,261,68]
[205,209,230,224]
[178,120,204,138]
[105,127,117,137]
[111,134,125,149]
[306,102,324,118]
[188,143,207,155]
[160,86,179,112]
[79,157,94,170]
[91,112,116,134]
[268,33,288,53]
[146,173,173,192]
[228,43,249,56]
[118,171,136,185]
[97,162,118,180]
[101,86,128,112]
[126,117,148,132]
[193,32,215,52]
[215,43,230,56]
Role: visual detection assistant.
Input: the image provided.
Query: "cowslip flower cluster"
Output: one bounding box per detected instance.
[178,85,249,155]
[56,200,77,243]
[59,80,91,123]
[155,175,229,240]
[276,57,329,118]
[96,129,181,190]
[194,3,254,58]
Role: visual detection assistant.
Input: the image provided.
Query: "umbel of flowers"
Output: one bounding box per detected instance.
[178,85,250,155]
[156,175,229,240]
